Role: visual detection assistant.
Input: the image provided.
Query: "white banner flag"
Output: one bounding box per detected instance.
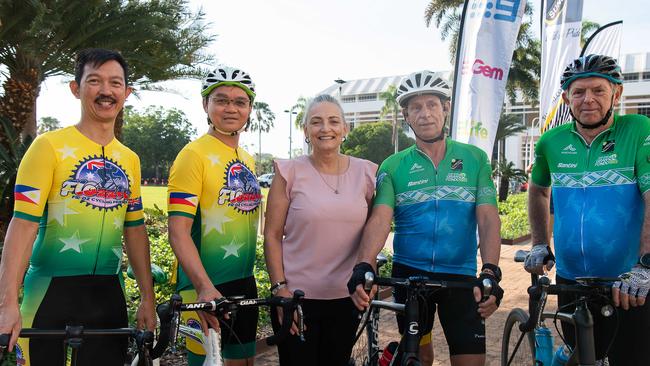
[582,20,622,59]
[539,0,584,133]
[450,0,526,156]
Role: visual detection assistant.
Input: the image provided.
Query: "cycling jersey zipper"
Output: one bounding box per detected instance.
[571,128,611,274]
[416,147,438,271]
[92,146,108,274]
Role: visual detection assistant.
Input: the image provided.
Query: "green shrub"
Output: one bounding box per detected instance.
[498,193,530,239]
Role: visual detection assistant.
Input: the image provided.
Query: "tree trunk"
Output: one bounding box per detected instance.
[114,109,125,141]
[499,175,510,202]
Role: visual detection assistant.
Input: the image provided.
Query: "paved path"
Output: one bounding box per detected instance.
[254,240,565,365]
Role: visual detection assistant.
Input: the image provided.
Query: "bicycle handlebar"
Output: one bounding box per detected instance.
[369,274,475,290]
[154,289,305,354]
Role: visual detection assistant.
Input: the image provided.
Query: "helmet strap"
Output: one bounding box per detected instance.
[571,94,615,130]
[208,117,249,136]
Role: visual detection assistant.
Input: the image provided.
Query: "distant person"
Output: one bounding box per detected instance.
[526,54,650,365]
[167,66,262,366]
[0,48,155,365]
[264,94,377,365]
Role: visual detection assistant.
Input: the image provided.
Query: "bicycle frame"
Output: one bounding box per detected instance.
[0,326,155,366]
[506,251,615,366]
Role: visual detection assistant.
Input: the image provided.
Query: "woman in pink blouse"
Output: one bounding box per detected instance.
[264,94,377,365]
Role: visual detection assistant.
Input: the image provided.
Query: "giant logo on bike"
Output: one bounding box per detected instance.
[218,160,261,213]
[60,156,131,210]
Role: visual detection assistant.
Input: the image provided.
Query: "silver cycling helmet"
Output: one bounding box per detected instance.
[395,70,451,107]
[560,54,623,91]
[201,65,256,100]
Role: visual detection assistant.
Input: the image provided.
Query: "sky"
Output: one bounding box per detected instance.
[34,0,650,158]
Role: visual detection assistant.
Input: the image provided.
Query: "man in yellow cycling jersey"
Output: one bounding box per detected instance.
[0,48,156,365]
[168,66,261,366]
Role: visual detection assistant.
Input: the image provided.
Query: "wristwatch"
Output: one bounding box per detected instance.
[639,253,650,269]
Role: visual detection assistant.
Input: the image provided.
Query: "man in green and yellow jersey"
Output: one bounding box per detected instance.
[168,66,262,365]
[0,48,155,365]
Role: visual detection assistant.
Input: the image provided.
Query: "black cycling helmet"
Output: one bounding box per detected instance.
[560,54,623,91]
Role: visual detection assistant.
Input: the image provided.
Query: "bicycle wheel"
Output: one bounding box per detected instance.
[349,310,375,366]
[501,308,535,366]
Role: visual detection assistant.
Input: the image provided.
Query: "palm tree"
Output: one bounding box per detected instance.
[379,85,401,153]
[493,112,527,162]
[292,96,308,128]
[424,1,540,103]
[0,0,214,138]
[249,102,275,175]
[580,20,601,48]
[493,160,527,201]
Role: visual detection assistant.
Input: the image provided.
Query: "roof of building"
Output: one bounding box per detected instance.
[320,71,452,96]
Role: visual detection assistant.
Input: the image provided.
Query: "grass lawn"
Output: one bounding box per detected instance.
[141,186,270,211]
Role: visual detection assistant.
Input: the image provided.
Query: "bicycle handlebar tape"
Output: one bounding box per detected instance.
[347,262,375,294]
[266,290,305,346]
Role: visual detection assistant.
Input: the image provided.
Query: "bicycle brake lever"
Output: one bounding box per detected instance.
[296,304,305,342]
[482,278,492,302]
[364,272,374,292]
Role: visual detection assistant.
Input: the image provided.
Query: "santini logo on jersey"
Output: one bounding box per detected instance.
[557,163,577,169]
[408,179,429,187]
[169,192,198,207]
[14,184,41,205]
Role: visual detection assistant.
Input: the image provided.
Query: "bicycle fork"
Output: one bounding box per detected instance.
[397,291,421,365]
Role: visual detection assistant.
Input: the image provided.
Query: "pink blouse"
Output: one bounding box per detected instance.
[275,155,377,299]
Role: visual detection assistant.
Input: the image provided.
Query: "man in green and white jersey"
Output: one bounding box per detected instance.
[348,71,502,366]
[526,54,650,365]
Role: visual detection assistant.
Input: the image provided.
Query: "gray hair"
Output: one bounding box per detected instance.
[301,94,346,126]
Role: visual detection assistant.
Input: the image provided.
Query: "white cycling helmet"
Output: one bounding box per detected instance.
[201,65,256,100]
[395,70,451,107]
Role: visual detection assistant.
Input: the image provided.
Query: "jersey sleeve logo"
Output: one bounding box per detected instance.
[218,160,261,213]
[59,156,131,210]
[127,197,143,212]
[14,184,41,205]
[169,192,198,207]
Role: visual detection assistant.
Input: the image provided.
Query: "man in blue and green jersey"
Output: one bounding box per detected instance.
[526,54,650,365]
[348,70,502,366]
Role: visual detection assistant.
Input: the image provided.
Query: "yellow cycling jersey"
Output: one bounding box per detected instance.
[168,134,261,290]
[13,126,144,277]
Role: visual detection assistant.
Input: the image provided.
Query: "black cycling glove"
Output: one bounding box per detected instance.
[347,262,375,295]
[476,271,504,306]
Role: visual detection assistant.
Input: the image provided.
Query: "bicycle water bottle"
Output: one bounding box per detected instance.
[551,345,570,366]
[534,326,554,366]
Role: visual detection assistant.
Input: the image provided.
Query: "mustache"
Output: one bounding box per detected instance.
[95,95,117,103]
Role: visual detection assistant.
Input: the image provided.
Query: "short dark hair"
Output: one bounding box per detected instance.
[74,48,129,85]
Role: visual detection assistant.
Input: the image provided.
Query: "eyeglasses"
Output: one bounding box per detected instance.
[209,97,250,109]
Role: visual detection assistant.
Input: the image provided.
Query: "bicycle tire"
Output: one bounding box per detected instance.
[349,310,376,366]
[501,308,535,366]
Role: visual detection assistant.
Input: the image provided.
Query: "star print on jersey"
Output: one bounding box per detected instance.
[201,204,234,236]
[222,238,244,259]
[47,200,79,226]
[218,160,261,214]
[59,230,90,253]
[57,145,78,160]
[59,155,131,211]
[207,154,221,166]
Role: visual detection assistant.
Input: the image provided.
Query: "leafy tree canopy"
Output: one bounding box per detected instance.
[122,106,196,179]
[37,116,61,134]
[341,122,414,165]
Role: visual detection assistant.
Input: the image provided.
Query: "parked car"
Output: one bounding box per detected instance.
[258,173,275,188]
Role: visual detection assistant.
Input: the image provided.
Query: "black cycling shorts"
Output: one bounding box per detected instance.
[392,262,485,355]
[27,275,128,366]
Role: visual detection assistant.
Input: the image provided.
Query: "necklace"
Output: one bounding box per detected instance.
[309,155,341,194]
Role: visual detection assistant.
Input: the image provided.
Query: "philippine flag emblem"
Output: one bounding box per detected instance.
[169,192,198,207]
[15,184,41,205]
